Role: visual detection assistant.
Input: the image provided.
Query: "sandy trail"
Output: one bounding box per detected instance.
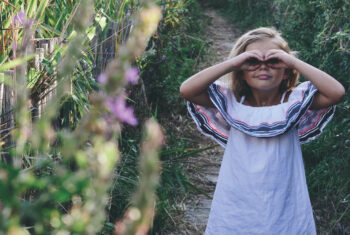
[167,7,238,234]
[166,5,350,235]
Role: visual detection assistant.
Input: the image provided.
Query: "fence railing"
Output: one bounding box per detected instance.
[0,13,133,161]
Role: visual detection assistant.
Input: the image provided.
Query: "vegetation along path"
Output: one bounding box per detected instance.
[168,7,238,234]
[169,4,350,235]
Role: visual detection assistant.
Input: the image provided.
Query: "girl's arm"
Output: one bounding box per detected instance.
[180,50,263,108]
[179,60,235,108]
[293,59,345,109]
[266,50,346,110]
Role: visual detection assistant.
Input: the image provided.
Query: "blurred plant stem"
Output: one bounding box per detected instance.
[115,119,163,235]
[0,0,165,233]
[12,16,33,166]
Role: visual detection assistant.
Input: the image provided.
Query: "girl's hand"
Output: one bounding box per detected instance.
[264,49,297,69]
[232,50,264,71]
[264,49,345,109]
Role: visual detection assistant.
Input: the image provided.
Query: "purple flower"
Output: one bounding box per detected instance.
[12,11,34,27]
[161,55,166,61]
[339,27,343,32]
[125,67,139,85]
[13,11,26,25]
[105,97,138,126]
[98,73,108,84]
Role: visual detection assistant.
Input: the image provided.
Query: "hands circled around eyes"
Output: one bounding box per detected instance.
[232,49,296,71]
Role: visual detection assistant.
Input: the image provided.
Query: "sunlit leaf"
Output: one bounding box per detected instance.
[35,0,50,21]
[95,12,107,31]
[0,72,13,86]
[0,54,35,72]
[86,26,96,41]
[27,0,38,18]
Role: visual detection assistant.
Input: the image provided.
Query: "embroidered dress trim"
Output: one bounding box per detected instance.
[298,105,335,144]
[187,102,229,147]
[187,81,335,147]
[208,82,313,136]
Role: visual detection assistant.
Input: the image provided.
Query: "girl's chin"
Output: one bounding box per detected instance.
[257,77,272,81]
[250,83,282,91]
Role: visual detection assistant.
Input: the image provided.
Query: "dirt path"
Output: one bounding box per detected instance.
[167,7,238,234]
[165,6,350,235]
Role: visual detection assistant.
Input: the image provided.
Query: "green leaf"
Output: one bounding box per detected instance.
[35,0,50,21]
[0,54,35,72]
[67,30,77,41]
[86,26,96,41]
[0,73,12,86]
[95,12,107,31]
[27,68,41,88]
[27,0,38,18]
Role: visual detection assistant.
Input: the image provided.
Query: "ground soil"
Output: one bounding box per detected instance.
[165,7,238,235]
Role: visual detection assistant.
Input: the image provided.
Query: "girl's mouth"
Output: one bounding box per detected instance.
[257,74,271,80]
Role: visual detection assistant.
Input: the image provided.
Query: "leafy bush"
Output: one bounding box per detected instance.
[106,1,209,233]
[137,0,208,114]
[0,1,165,234]
[202,0,350,232]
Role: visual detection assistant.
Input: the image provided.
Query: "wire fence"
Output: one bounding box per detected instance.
[0,13,133,161]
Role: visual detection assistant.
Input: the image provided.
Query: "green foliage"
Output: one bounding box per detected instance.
[112,1,211,233]
[105,2,211,230]
[203,0,350,231]
[138,0,208,113]
[302,106,350,230]
[0,1,129,129]
[0,0,166,234]
[57,55,98,129]
[106,125,198,234]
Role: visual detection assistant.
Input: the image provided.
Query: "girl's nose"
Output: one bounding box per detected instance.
[259,62,268,70]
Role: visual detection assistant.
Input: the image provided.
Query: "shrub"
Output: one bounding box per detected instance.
[202,0,350,231]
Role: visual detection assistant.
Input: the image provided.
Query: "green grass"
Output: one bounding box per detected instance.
[200,0,350,232]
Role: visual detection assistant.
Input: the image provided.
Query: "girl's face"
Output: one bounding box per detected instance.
[243,39,287,93]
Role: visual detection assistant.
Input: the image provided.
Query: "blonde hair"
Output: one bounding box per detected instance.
[221,27,299,97]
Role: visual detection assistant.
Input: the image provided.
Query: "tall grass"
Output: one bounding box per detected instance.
[201,0,350,232]
[0,0,212,234]
[103,2,212,233]
[0,0,167,234]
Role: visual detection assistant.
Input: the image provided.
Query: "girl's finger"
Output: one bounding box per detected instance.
[267,54,290,65]
[238,53,261,66]
[266,50,289,60]
[247,65,261,71]
[245,50,263,59]
[245,57,261,65]
[250,51,264,60]
[265,51,281,60]
[269,63,288,69]
[239,56,263,71]
[269,59,289,69]
[242,64,261,71]
[265,49,283,55]
[266,52,295,68]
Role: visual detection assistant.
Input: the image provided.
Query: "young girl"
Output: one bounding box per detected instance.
[180,27,345,234]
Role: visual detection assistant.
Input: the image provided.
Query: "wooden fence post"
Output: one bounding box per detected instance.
[0,37,61,164]
[0,70,15,165]
[31,38,59,120]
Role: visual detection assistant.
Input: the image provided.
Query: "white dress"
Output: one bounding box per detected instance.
[187,81,335,235]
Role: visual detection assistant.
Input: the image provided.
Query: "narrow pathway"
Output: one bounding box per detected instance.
[166,6,350,235]
[168,7,238,234]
